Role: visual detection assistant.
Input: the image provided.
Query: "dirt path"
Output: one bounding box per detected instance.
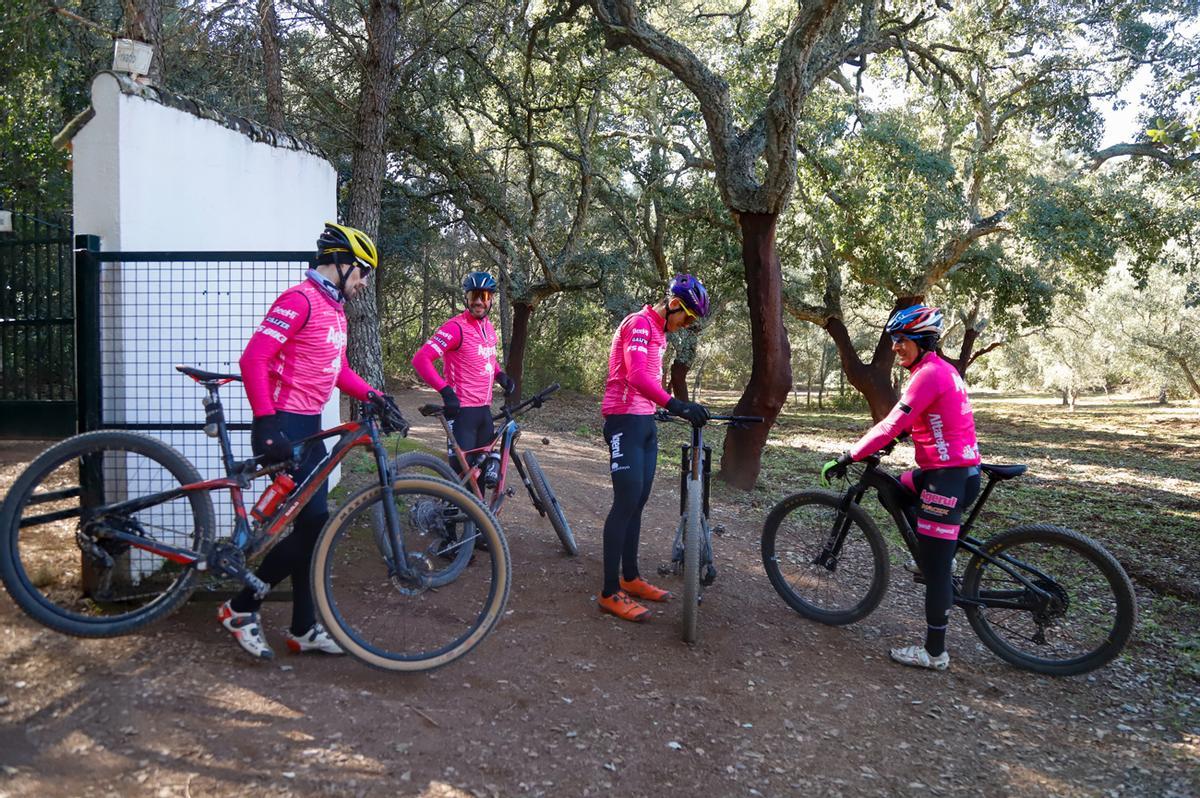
[0,393,1196,797]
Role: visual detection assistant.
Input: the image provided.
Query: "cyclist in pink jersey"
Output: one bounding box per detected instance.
[822,304,981,671]
[411,271,516,472]
[597,275,711,622]
[219,222,401,661]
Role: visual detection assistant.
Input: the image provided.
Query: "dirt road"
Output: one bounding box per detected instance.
[0,395,1196,797]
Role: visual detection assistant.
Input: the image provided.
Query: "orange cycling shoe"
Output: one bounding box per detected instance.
[598,591,651,622]
[619,577,672,603]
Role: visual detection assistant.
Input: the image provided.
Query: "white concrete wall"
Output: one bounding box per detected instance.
[72,73,346,562]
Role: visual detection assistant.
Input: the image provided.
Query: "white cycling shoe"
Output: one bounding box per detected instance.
[889,644,950,671]
[218,600,275,660]
[285,623,345,655]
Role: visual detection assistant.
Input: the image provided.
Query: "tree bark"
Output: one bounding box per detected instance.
[824,317,897,421]
[344,0,401,394]
[121,0,165,85]
[1158,384,1169,405]
[719,213,792,489]
[506,301,535,400]
[257,0,285,129]
[1176,357,1200,399]
[670,360,690,401]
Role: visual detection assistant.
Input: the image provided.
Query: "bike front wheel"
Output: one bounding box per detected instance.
[760,490,890,626]
[681,476,702,644]
[312,476,511,672]
[0,431,215,637]
[961,525,1137,676]
[522,451,577,556]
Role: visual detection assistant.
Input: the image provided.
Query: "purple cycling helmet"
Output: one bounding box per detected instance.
[669,274,710,319]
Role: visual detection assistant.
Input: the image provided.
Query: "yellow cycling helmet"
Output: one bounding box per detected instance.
[316,222,378,271]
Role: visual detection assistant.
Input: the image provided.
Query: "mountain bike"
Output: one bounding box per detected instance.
[760,444,1136,675]
[0,366,511,672]
[654,411,763,644]
[389,383,577,556]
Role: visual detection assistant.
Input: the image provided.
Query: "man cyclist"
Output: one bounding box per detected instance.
[822,304,981,671]
[220,222,399,660]
[598,275,712,622]
[411,272,516,472]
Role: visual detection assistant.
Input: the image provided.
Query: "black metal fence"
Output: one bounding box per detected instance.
[0,207,74,437]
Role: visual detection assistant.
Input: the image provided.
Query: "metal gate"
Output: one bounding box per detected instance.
[0,207,75,438]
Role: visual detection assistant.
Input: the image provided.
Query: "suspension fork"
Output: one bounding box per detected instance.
[814,483,868,569]
[369,424,413,579]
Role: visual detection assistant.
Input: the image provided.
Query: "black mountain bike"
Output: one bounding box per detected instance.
[389,384,576,557]
[0,366,510,672]
[760,444,1136,675]
[655,411,762,644]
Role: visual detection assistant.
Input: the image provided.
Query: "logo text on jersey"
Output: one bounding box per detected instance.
[325,327,347,347]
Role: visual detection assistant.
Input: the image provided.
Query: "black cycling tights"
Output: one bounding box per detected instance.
[903,466,981,657]
[231,411,327,636]
[447,405,496,473]
[601,414,658,597]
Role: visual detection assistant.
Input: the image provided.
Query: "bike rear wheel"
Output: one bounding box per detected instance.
[961,525,1136,676]
[386,452,474,585]
[0,431,215,637]
[522,451,577,556]
[312,476,510,672]
[760,490,890,625]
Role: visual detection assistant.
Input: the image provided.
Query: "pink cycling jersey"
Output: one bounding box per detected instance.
[240,277,374,417]
[411,311,500,407]
[601,305,672,416]
[849,352,980,470]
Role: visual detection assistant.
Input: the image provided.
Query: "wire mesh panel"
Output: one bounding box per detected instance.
[86,251,317,560]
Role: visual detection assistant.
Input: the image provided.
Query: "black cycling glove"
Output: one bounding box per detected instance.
[439,385,461,419]
[666,397,709,427]
[251,414,293,465]
[496,371,517,398]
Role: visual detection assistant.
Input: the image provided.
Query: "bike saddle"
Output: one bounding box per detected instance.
[176,364,242,383]
[419,404,444,417]
[981,463,1027,481]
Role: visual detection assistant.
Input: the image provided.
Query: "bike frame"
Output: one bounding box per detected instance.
[426,384,560,516]
[82,377,417,580]
[833,456,1059,611]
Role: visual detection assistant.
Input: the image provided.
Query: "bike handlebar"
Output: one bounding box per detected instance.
[653,410,764,427]
[418,383,561,421]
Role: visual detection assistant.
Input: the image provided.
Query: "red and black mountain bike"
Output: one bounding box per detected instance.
[0,366,510,672]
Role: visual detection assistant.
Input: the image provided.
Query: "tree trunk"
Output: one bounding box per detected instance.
[1061,388,1069,406]
[816,343,827,409]
[506,301,535,400]
[257,0,285,129]
[670,360,690,401]
[824,317,898,421]
[943,327,979,378]
[719,213,792,489]
[420,250,431,342]
[344,0,401,394]
[1158,384,1169,405]
[1176,357,1200,399]
[121,0,165,85]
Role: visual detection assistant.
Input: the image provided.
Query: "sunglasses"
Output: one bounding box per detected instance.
[466,289,494,304]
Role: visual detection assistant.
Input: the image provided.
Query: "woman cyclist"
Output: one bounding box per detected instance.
[220,222,398,660]
[598,275,712,622]
[822,304,981,670]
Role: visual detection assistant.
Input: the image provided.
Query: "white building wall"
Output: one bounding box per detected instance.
[71,73,345,562]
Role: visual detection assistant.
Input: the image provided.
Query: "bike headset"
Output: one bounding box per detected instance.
[316,222,379,302]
